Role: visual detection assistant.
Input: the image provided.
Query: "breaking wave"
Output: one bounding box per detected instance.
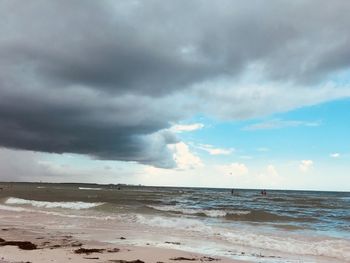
[147,205,250,217]
[147,205,316,223]
[5,197,104,210]
[136,213,350,261]
[78,187,102,191]
[136,214,212,232]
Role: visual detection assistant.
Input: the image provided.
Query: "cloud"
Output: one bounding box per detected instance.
[266,165,279,178]
[192,79,350,120]
[219,163,249,176]
[330,153,340,158]
[1,1,350,170]
[243,119,321,131]
[196,144,233,155]
[257,165,282,187]
[171,123,204,133]
[0,90,180,168]
[0,148,53,181]
[299,160,314,172]
[168,142,202,170]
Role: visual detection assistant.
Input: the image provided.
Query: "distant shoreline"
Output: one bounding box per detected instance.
[0,181,349,193]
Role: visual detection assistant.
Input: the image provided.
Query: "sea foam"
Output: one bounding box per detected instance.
[222,231,350,261]
[137,212,350,261]
[148,205,250,217]
[78,187,102,191]
[5,197,103,210]
[136,214,212,232]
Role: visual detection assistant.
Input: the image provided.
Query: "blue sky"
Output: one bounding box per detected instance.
[153,98,349,191]
[182,98,349,162]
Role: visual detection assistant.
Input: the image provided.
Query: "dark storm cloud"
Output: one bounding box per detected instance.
[1,0,350,167]
[0,84,180,168]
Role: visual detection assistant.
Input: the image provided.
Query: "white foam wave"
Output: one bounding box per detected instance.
[136,214,212,232]
[148,205,226,217]
[0,203,117,221]
[5,197,104,210]
[148,205,250,217]
[39,210,118,220]
[78,187,102,190]
[137,212,350,261]
[222,231,350,261]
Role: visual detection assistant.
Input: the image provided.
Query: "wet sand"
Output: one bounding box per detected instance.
[0,225,247,263]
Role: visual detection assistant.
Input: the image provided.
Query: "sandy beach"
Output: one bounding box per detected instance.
[0,224,246,263]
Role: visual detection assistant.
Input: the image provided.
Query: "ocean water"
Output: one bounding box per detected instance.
[0,183,349,262]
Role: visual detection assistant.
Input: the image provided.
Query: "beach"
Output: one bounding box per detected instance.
[0,212,244,263]
[0,225,244,263]
[0,183,349,263]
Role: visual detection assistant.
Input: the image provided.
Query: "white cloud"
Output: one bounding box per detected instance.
[256,165,282,188]
[330,153,340,158]
[168,142,202,170]
[243,119,321,131]
[266,165,279,177]
[194,79,350,120]
[299,160,314,172]
[170,123,204,133]
[218,163,249,176]
[196,144,234,155]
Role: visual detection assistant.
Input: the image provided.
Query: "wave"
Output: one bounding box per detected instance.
[147,205,316,223]
[136,214,212,232]
[78,187,102,191]
[5,197,104,210]
[224,210,312,222]
[136,213,350,261]
[223,231,350,261]
[147,205,250,218]
[0,203,121,222]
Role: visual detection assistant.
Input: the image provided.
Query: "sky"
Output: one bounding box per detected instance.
[0,0,349,191]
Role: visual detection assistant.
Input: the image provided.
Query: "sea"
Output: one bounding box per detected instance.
[0,182,349,263]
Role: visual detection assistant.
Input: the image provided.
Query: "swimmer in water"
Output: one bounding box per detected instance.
[261,190,267,196]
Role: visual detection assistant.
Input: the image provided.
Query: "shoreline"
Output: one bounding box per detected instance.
[0,226,247,263]
[0,185,348,263]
